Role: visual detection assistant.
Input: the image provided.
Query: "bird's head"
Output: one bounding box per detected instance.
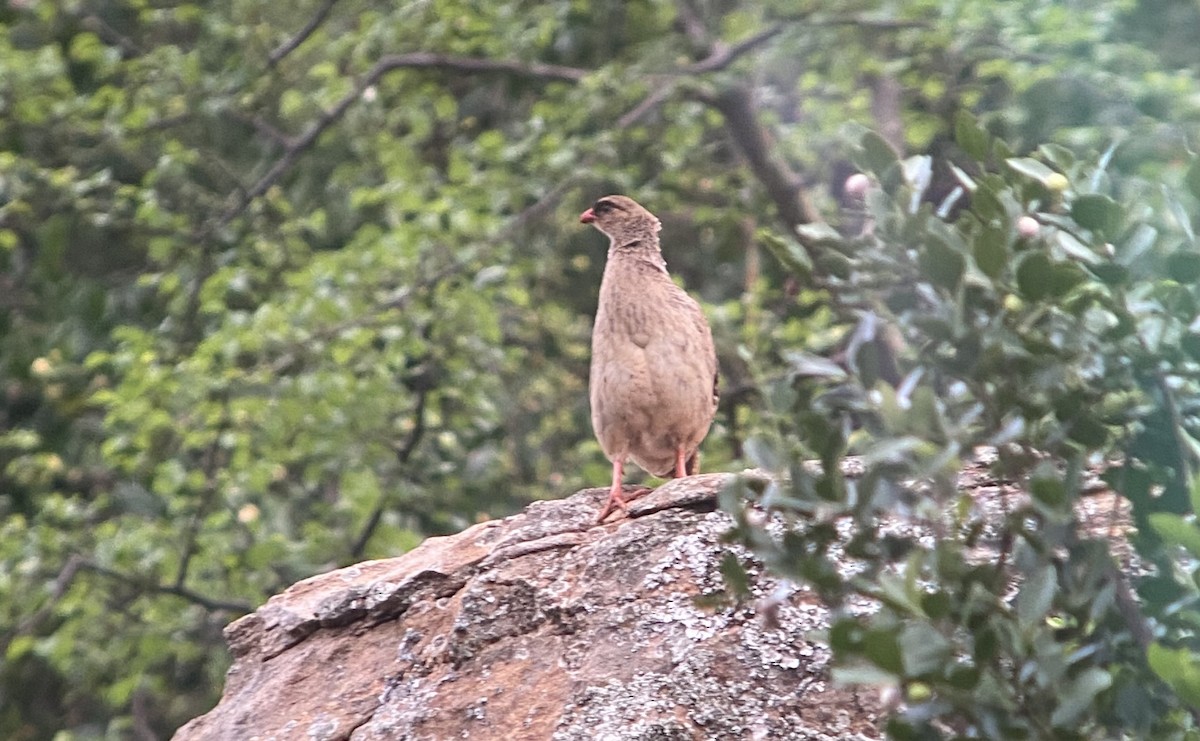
[579,195,661,245]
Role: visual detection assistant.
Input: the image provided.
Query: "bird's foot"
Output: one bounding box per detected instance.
[595,485,653,524]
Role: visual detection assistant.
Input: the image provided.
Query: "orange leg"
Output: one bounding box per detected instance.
[596,459,629,522]
[596,459,654,523]
[674,447,688,478]
[686,450,700,476]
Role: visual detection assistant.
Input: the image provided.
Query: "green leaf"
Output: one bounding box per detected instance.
[743,435,783,471]
[1185,158,1200,203]
[1016,253,1086,300]
[1071,194,1123,239]
[1164,184,1196,241]
[899,622,952,677]
[1017,564,1057,627]
[1016,253,1055,300]
[759,230,813,276]
[794,222,844,247]
[973,226,1010,278]
[954,111,991,161]
[860,131,900,175]
[1149,513,1200,560]
[920,237,966,290]
[783,350,847,379]
[1149,643,1200,708]
[1051,668,1112,727]
[1006,157,1058,185]
[1166,250,1200,283]
[862,627,904,674]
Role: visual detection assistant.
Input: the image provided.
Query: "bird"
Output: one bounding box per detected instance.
[579,195,719,522]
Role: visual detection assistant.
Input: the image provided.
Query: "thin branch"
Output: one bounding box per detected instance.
[617,84,679,129]
[268,0,341,68]
[211,53,588,233]
[674,0,713,52]
[80,12,143,57]
[350,386,431,559]
[222,109,296,148]
[373,52,588,83]
[175,413,229,589]
[708,86,821,233]
[770,14,932,31]
[0,555,85,655]
[682,25,786,74]
[79,560,253,613]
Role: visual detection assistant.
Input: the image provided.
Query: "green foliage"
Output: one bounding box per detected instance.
[724,117,1200,736]
[2,0,1200,736]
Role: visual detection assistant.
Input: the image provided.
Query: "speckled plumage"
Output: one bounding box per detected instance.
[580,195,718,520]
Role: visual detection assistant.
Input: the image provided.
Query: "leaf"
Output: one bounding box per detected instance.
[794,222,843,247]
[920,237,966,290]
[1149,513,1200,560]
[1016,564,1057,627]
[1164,184,1196,241]
[1017,253,1086,300]
[1071,194,1123,239]
[472,264,508,289]
[1148,643,1200,709]
[973,227,1009,278]
[1006,157,1058,185]
[743,435,783,471]
[1050,668,1112,727]
[1186,158,1200,203]
[899,622,951,677]
[1166,250,1200,283]
[1054,230,1101,265]
[1038,143,1076,171]
[903,155,933,209]
[954,111,991,161]
[948,163,977,192]
[759,230,813,277]
[860,131,900,175]
[1016,253,1055,300]
[862,627,904,674]
[783,350,847,379]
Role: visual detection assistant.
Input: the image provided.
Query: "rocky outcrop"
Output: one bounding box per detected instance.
[173,473,883,741]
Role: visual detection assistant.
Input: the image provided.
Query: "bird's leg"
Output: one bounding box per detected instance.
[674,446,688,478]
[596,459,655,523]
[596,459,629,523]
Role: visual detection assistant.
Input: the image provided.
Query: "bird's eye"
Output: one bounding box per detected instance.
[592,200,613,215]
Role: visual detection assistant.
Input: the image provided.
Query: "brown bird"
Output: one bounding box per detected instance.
[580,195,719,521]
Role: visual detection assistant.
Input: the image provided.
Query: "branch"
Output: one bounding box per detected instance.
[350,386,431,559]
[211,53,587,233]
[708,86,821,233]
[682,25,786,74]
[674,0,713,52]
[374,52,588,83]
[268,0,341,68]
[80,560,253,613]
[867,72,906,155]
[770,14,932,31]
[0,555,84,656]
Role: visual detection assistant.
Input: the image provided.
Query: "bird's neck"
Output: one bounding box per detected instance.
[608,230,661,255]
[607,234,668,274]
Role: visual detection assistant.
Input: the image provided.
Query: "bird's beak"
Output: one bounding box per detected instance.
[579,208,596,224]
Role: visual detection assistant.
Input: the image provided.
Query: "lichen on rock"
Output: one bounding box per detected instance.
[173,474,883,741]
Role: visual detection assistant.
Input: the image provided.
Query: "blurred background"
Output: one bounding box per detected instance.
[1,0,1198,737]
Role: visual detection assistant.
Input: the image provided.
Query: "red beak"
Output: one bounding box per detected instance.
[579,208,596,224]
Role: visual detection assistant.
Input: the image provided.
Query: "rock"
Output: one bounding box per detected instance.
[173,472,883,741]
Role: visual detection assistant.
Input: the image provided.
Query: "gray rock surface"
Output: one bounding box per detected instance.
[173,473,882,740]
